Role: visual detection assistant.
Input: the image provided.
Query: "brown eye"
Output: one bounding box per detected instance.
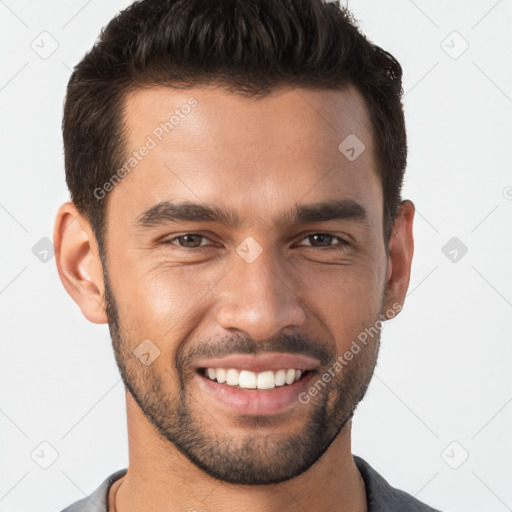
[306,234,334,247]
[162,234,210,248]
[298,233,349,248]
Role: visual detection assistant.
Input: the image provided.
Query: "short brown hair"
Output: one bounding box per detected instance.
[62,0,406,255]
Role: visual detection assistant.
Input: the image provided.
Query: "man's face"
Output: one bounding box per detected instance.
[101,84,394,484]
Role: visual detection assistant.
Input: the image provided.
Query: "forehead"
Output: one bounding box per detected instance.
[110,84,381,228]
[122,84,373,160]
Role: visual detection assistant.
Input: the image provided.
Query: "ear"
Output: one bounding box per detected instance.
[381,199,415,319]
[53,202,108,324]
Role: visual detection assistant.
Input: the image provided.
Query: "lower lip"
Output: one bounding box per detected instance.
[196,371,316,416]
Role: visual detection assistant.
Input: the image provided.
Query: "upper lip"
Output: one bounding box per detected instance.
[195,353,320,373]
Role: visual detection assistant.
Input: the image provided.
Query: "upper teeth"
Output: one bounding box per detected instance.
[204,368,303,389]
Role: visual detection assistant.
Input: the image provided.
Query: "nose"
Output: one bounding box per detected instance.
[214,243,307,341]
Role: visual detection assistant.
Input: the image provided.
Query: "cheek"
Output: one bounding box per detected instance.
[292,258,385,346]
[111,255,230,339]
[109,235,386,347]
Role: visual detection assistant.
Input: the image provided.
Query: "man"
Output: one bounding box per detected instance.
[54,0,442,510]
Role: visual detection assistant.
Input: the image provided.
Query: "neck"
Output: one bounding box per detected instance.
[114,391,367,512]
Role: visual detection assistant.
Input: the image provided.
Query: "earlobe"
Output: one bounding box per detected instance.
[53,202,108,324]
[382,200,415,318]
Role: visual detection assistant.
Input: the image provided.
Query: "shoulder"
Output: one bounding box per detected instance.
[354,456,443,512]
[59,469,127,512]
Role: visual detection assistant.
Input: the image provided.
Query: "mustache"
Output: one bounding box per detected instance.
[179,332,333,368]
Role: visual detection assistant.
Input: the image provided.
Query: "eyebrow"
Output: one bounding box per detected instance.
[135,198,370,229]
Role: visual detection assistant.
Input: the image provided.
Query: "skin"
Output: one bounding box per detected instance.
[54,83,415,512]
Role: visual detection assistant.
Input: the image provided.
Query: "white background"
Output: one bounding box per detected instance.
[1,1,511,511]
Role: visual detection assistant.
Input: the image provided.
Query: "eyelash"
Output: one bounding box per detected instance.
[160,233,351,251]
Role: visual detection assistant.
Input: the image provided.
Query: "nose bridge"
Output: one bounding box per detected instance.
[214,238,306,340]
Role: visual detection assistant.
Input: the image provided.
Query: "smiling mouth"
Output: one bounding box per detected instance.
[199,367,310,390]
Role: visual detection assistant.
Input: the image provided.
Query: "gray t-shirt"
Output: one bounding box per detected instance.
[60,456,442,511]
